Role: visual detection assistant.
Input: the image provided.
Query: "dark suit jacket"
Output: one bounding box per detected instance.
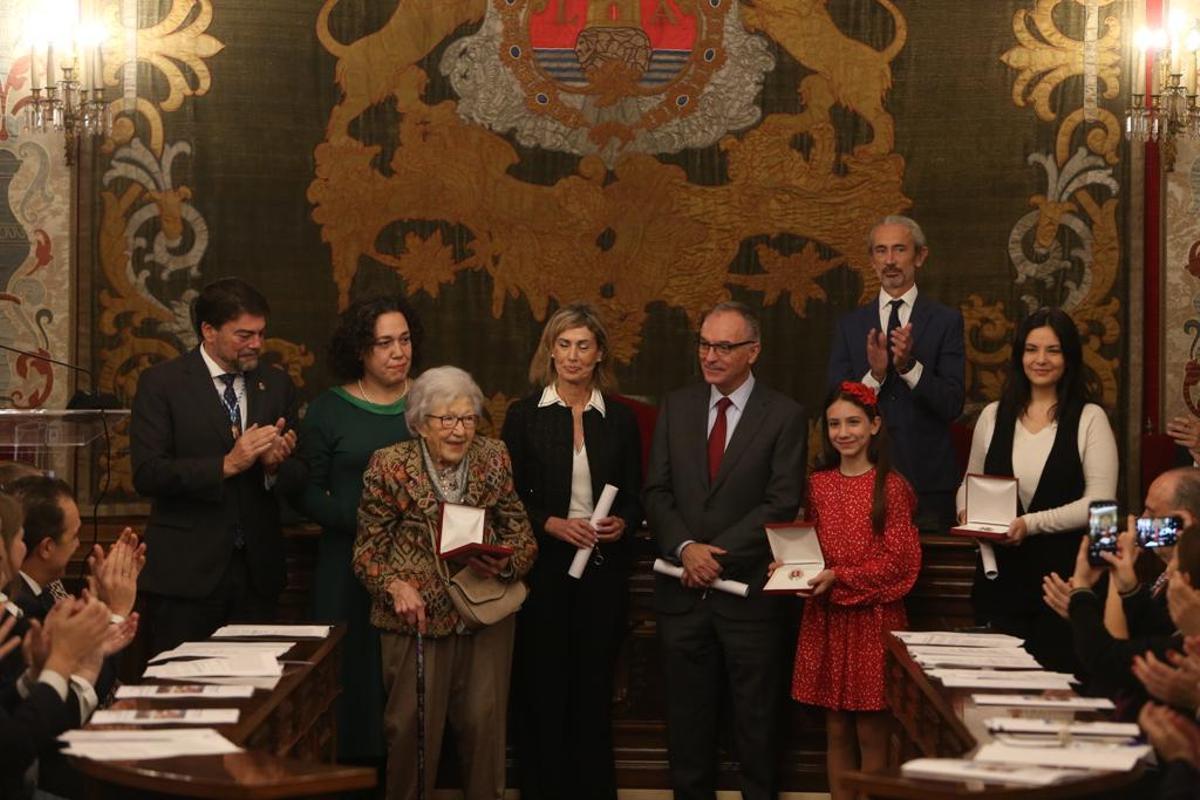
[130,347,297,600]
[11,576,118,707]
[9,580,52,622]
[827,294,965,499]
[0,678,72,789]
[643,380,806,620]
[501,392,643,579]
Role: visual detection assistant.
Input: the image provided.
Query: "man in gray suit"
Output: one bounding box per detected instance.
[644,301,807,800]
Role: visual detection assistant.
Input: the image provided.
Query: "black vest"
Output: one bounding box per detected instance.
[979,401,1087,608]
[984,401,1086,517]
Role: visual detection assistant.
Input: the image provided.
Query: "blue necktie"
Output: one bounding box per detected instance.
[886,299,903,370]
[219,373,243,435]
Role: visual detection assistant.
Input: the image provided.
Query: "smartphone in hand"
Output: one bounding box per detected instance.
[1087,500,1120,566]
[1136,515,1183,549]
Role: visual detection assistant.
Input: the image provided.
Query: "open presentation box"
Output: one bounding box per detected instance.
[763,521,824,595]
[951,474,1018,542]
[438,502,513,560]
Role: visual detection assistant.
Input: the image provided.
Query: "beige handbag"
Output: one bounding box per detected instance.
[446,567,528,629]
[427,513,527,629]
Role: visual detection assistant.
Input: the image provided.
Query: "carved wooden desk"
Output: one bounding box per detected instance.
[71,625,376,798]
[840,633,1145,799]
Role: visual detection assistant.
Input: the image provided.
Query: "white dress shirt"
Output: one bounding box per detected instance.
[862,285,924,391]
[539,384,604,519]
[707,373,756,448]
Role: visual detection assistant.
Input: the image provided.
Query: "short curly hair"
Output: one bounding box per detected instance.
[327,295,424,382]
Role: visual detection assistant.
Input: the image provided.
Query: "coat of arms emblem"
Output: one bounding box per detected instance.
[442,0,774,166]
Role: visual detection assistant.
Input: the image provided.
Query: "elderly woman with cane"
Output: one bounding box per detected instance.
[354,366,537,800]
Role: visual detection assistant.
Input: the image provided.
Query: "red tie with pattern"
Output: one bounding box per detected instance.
[707,397,733,483]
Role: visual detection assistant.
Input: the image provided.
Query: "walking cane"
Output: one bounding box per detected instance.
[416,631,426,800]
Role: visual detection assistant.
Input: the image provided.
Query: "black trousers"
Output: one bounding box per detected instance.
[140,548,279,655]
[657,602,784,800]
[515,560,628,800]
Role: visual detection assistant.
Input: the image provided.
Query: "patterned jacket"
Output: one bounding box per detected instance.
[354,435,537,637]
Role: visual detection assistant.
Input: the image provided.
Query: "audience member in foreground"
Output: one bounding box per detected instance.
[0,493,111,790]
[777,382,920,800]
[1042,468,1200,692]
[1136,532,1200,797]
[354,366,536,800]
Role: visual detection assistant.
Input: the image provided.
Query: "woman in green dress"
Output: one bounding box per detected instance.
[295,295,422,763]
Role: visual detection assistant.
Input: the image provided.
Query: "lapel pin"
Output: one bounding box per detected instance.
[257,381,265,391]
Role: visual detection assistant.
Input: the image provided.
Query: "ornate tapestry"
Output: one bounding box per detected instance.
[80,0,1129,497]
[0,0,73,412]
[1166,139,1200,427]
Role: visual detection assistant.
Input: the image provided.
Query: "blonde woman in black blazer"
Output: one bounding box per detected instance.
[501,304,642,800]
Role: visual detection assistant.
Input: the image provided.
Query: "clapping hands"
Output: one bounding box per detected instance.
[1140,701,1200,768]
[86,527,146,617]
[1133,635,1200,713]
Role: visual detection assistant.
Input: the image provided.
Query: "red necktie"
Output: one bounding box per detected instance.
[708,397,733,483]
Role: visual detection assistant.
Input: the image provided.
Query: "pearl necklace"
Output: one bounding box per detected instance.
[358,377,409,405]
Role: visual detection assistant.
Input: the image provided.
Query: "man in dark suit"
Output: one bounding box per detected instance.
[7,474,142,641]
[5,475,142,796]
[131,278,298,652]
[7,476,80,621]
[644,301,807,800]
[828,215,965,531]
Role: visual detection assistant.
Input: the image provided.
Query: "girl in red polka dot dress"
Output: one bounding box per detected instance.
[772,381,921,798]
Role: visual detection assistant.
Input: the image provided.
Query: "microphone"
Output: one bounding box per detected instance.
[0,342,122,409]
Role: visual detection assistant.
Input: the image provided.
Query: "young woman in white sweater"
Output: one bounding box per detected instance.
[957,307,1118,671]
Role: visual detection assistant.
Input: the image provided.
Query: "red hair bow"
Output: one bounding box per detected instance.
[839,381,877,410]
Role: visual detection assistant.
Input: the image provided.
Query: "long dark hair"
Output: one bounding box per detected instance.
[999,307,1090,422]
[817,383,894,535]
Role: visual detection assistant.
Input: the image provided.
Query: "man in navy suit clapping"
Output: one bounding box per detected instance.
[828,215,965,531]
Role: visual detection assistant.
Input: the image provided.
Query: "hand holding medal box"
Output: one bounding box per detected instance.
[762,522,824,595]
[951,474,1019,541]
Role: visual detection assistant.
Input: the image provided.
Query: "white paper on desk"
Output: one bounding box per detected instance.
[974,742,1151,772]
[569,484,618,579]
[907,645,1033,659]
[58,728,242,761]
[985,718,1140,738]
[90,708,240,726]
[652,558,750,597]
[183,675,282,690]
[930,668,1076,681]
[914,652,1041,669]
[116,684,255,699]
[929,670,1076,691]
[972,694,1115,710]
[900,758,1084,786]
[894,631,1026,648]
[143,654,283,680]
[149,642,294,663]
[212,624,330,639]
